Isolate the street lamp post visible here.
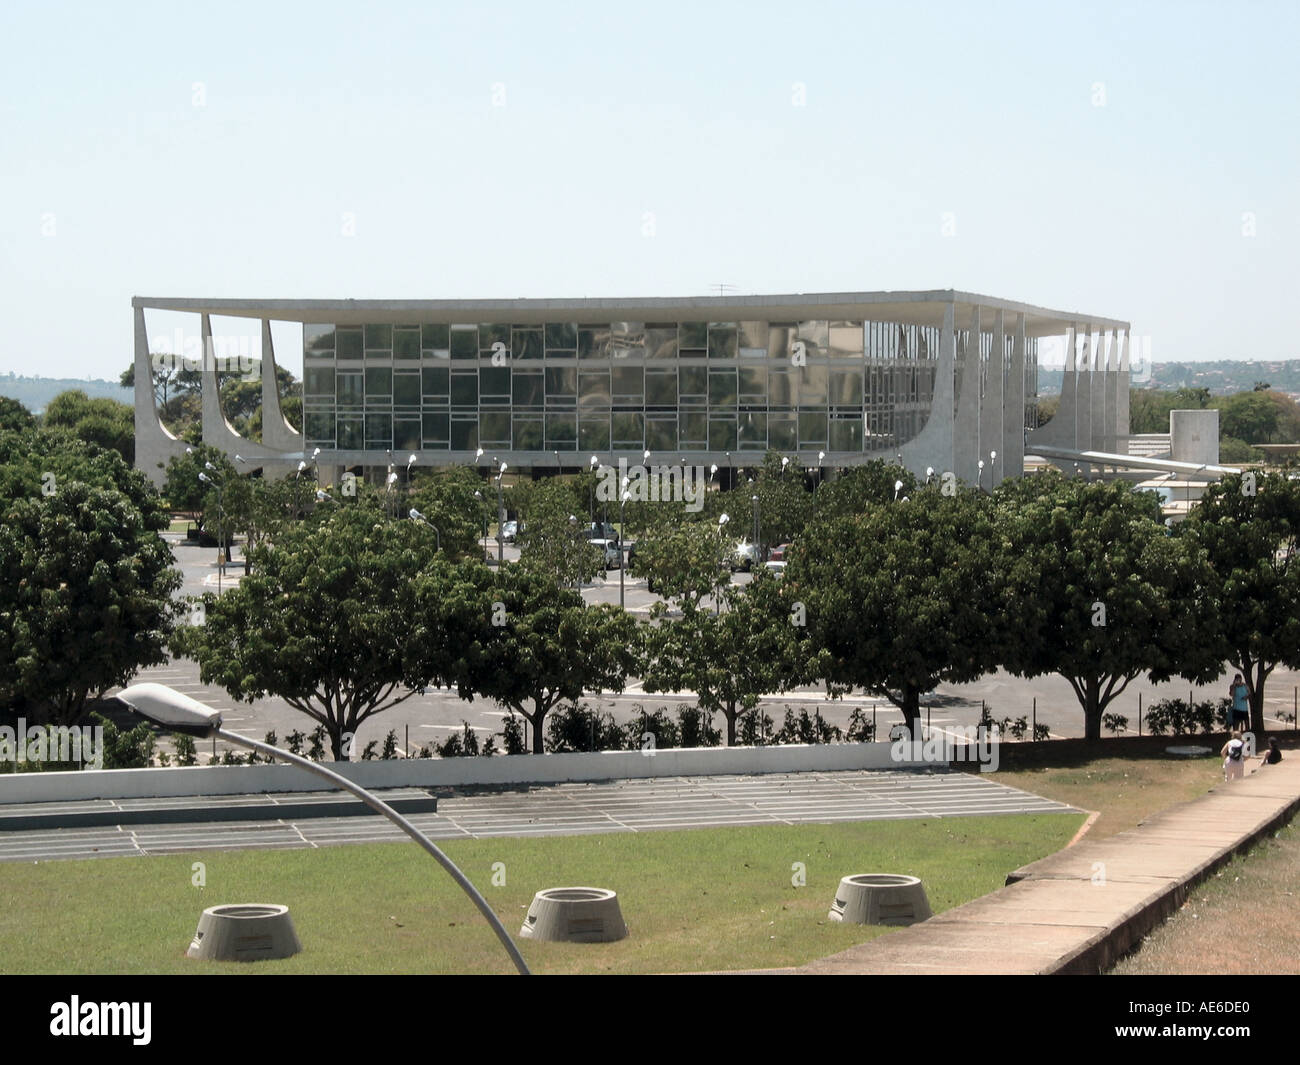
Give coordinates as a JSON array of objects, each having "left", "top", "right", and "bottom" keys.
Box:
[
  {"left": 496, "top": 462, "right": 507, "bottom": 564},
  {"left": 114, "top": 683, "right": 530, "bottom": 976},
  {"left": 198, "top": 469, "right": 224, "bottom": 595},
  {"left": 409, "top": 509, "right": 441, "bottom": 552},
  {"left": 716, "top": 512, "right": 730, "bottom": 615},
  {"left": 619, "top": 489, "right": 630, "bottom": 608},
  {"left": 751, "top": 494, "right": 760, "bottom": 566}
]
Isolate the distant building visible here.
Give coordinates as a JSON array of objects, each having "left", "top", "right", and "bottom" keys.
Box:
[{"left": 131, "top": 291, "right": 1133, "bottom": 488}]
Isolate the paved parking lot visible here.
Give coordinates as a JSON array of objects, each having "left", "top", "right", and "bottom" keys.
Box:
[{"left": 0, "top": 770, "right": 1078, "bottom": 863}]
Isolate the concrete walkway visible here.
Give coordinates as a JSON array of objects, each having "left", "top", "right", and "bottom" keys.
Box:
[{"left": 795, "top": 759, "right": 1300, "bottom": 975}]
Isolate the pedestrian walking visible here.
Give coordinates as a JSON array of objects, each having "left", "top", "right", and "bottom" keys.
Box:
[{"left": 1222, "top": 731, "right": 1247, "bottom": 782}]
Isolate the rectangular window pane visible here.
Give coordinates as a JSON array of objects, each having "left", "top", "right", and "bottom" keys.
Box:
[
  {"left": 579, "top": 325, "right": 611, "bottom": 360},
  {"left": 829, "top": 321, "right": 863, "bottom": 358},
  {"left": 579, "top": 412, "right": 610, "bottom": 451},
  {"left": 680, "top": 322, "right": 708, "bottom": 350},
  {"left": 709, "top": 369, "right": 737, "bottom": 407},
  {"left": 480, "top": 366, "right": 511, "bottom": 398},
  {"left": 798, "top": 411, "right": 827, "bottom": 446},
  {"left": 611, "top": 365, "right": 644, "bottom": 402},
  {"left": 646, "top": 417, "right": 676, "bottom": 452},
  {"left": 337, "top": 372, "right": 363, "bottom": 406},
  {"left": 546, "top": 412, "right": 577, "bottom": 449},
  {"left": 679, "top": 366, "right": 707, "bottom": 398},
  {"left": 422, "top": 411, "right": 449, "bottom": 446},
  {"left": 338, "top": 416, "right": 363, "bottom": 450},
  {"left": 365, "top": 367, "right": 392, "bottom": 397},
  {"left": 513, "top": 372, "right": 543, "bottom": 407},
  {"left": 513, "top": 416, "right": 543, "bottom": 450},
  {"left": 422, "top": 323, "right": 450, "bottom": 349},
  {"left": 680, "top": 411, "right": 708, "bottom": 446},
  {"left": 480, "top": 411, "right": 511, "bottom": 446},
  {"left": 365, "top": 413, "right": 393, "bottom": 449},
  {"left": 546, "top": 366, "right": 577, "bottom": 403},
  {"left": 708, "top": 325, "right": 737, "bottom": 359},
  {"left": 479, "top": 323, "right": 510, "bottom": 350},
  {"left": 738, "top": 412, "right": 767, "bottom": 450},
  {"left": 422, "top": 366, "right": 449, "bottom": 399},
  {"left": 829, "top": 417, "right": 863, "bottom": 452},
  {"left": 643, "top": 324, "right": 676, "bottom": 360},
  {"left": 450, "top": 373, "right": 478, "bottom": 406},
  {"left": 305, "top": 366, "right": 335, "bottom": 398},
  {"left": 579, "top": 369, "right": 611, "bottom": 408},
  {"left": 305, "top": 412, "right": 334, "bottom": 444},
  {"left": 337, "top": 329, "right": 363, "bottom": 359},
  {"left": 611, "top": 412, "right": 644, "bottom": 449},
  {"left": 830, "top": 368, "right": 864, "bottom": 406},
  {"left": 394, "top": 328, "right": 421, "bottom": 359},
  {"left": 645, "top": 370, "right": 677, "bottom": 406},
  {"left": 799, "top": 364, "right": 828, "bottom": 406},
  {"left": 769, "top": 413, "right": 797, "bottom": 451},
  {"left": 451, "top": 418, "right": 478, "bottom": 452},
  {"left": 364, "top": 324, "right": 392, "bottom": 350},
  {"left": 393, "top": 372, "right": 420, "bottom": 406},
  {"left": 738, "top": 366, "right": 766, "bottom": 403},
  {"left": 512, "top": 328, "right": 543, "bottom": 360},
  {"left": 394, "top": 417, "right": 421, "bottom": 453},
  {"left": 305, "top": 325, "right": 336, "bottom": 352},
  {"left": 708, "top": 416, "right": 737, "bottom": 451},
  {"left": 545, "top": 322, "right": 577, "bottom": 351},
  {"left": 450, "top": 326, "right": 478, "bottom": 359}
]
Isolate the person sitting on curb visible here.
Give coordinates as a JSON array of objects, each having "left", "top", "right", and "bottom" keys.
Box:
[
  {"left": 1221, "top": 731, "right": 1247, "bottom": 782},
  {"left": 1258, "top": 736, "right": 1283, "bottom": 770}
]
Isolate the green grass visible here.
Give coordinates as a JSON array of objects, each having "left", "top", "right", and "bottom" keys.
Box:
[{"left": 0, "top": 815, "right": 1080, "bottom": 974}]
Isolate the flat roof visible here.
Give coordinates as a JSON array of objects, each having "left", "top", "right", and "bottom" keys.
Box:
[{"left": 132, "top": 289, "right": 1129, "bottom": 337}]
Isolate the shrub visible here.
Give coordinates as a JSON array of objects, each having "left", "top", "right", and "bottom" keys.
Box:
[
  {"left": 174, "top": 734, "right": 198, "bottom": 767},
  {"left": 500, "top": 711, "right": 526, "bottom": 755},
  {"left": 624, "top": 704, "right": 680, "bottom": 751},
  {"left": 737, "top": 708, "right": 774, "bottom": 746},
  {"left": 91, "top": 712, "right": 156, "bottom": 770},
  {"left": 773, "top": 706, "right": 841, "bottom": 745},
  {"left": 1102, "top": 712, "right": 1129, "bottom": 736},
  {"left": 545, "top": 702, "right": 622, "bottom": 753},
  {"left": 677, "top": 705, "right": 722, "bottom": 748},
  {"left": 846, "top": 708, "right": 876, "bottom": 743}
]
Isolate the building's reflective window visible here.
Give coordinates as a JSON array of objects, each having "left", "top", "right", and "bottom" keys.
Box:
[
  {"left": 579, "top": 411, "right": 610, "bottom": 451},
  {"left": 767, "top": 324, "right": 796, "bottom": 362},
  {"left": 708, "top": 416, "right": 737, "bottom": 451},
  {"left": 611, "top": 365, "right": 644, "bottom": 403},
  {"left": 305, "top": 365, "right": 335, "bottom": 397},
  {"left": 707, "top": 324, "right": 737, "bottom": 360},
  {"left": 480, "top": 366, "right": 511, "bottom": 403},
  {"left": 680, "top": 322, "right": 708, "bottom": 351},
  {"left": 546, "top": 366, "right": 577, "bottom": 404},
  {"left": 304, "top": 325, "right": 336, "bottom": 351},
  {"left": 798, "top": 364, "right": 827, "bottom": 406},
  {"left": 680, "top": 411, "right": 708, "bottom": 446},
  {"left": 708, "top": 369, "right": 737, "bottom": 407},
  {"left": 337, "top": 329, "right": 363, "bottom": 359},
  {"left": 737, "top": 321, "right": 767, "bottom": 357},
  {"left": 738, "top": 412, "right": 767, "bottom": 450},
  {"left": 611, "top": 412, "right": 644, "bottom": 449},
  {"left": 768, "top": 413, "right": 797, "bottom": 451},
  {"left": 646, "top": 416, "right": 676, "bottom": 452},
  {"left": 545, "top": 322, "right": 578, "bottom": 353},
  {"left": 394, "top": 328, "right": 421, "bottom": 359},
  {"left": 365, "top": 412, "right": 393, "bottom": 450},
  {"left": 450, "top": 372, "right": 478, "bottom": 406},
  {"left": 338, "top": 416, "right": 363, "bottom": 450},
  {"left": 798, "top": 411, "right": 827, "bottom": 446},
  {"left": 364, "top": 325, "right": 392, "bottom": 350},
  {"left": 828, "top": 321, "right": 863, "bottom": 358},
  {"left": 365, "top": 367, "right": 392, "bottom": 399},
  {"left": 645, "top": 369, "right": 677, "bottom": 406},
  {"left": 422, "top": 323, "right": 450, "bottom": 350},
  {"left": 422, "top": 411, "right": 450, "bottom": 448},
  {"left": 337, "top": 371, "right": 363, "bottom": 406},
  {"left": 513, "top": 416, "right": 543, "bottom": 450},
  {"left": 479, "top": 323, "right": 510, "bottom": 353},
  {"left": 305, "top": 412, "right": 334, "bottom": 445},
  {"left": 768, "top": 370, "right": 793, "bottom": 406},
  {"left": 513, "top": 371, "right": 544, "bottom": 407},
  {"left": 393, "top": 372, "right": 420, "bottom": 407},
  {"left": 546, "top": 412, "right": 577, "bottom": 449},
  {"left": 512, "top": 327, "right": 543, "bottom": 360},
  {"left": 480, "top": 411, "right": 511, "bottom": 447},
  {"left": 451, "top": 417, "right": 478, "bottom": 452},
  {"left": 796, "top": 320, "right": 828, "bottom": 358},
  {"left": 579, "top": 369, "right": 611, "bottom": 408},
  {"left": 579, "top": 325, "right": 612, "bottom": 360},
  {"left": 450, "top": 325, "right": 478, "bottom": 360},
  {"left": 738, "top": 366, "right": 766, "bottom": 403},
  {"left": 829, "top": 417, "right": 862, "bottom": 452},
  {"left": 644, "top": 324, "right": 677, "bottom": 360},
  {"left": 679, "top": 366, "right": 707, "bottom": 400},
  {"left": 829, "top": 368, "right": 863, "bottom": 406},
  {"left": 394, "top": 417, "right": 421, "bottom": 452},
  {"left": 422, "top": 366, "right": 449, "bottom": 401}
]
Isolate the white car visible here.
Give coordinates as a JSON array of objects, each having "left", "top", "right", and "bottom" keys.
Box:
[{"left": 589, "top": 538, "right": 622, "bottom": 570}]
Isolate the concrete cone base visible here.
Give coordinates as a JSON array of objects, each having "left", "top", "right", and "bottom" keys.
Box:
[
  {"left": 829, "top": 874, "right": 932, "bottom": 926},
  {"left": 187, "top": 904, "right": 302, "bottom": 961},
  {"left": 520, "top": 887, "right": 628, "bottom": 943}
]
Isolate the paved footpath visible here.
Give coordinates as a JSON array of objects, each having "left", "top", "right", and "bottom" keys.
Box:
[{"left": 792, "top": 759, "right": 1300, "bottom": 975}]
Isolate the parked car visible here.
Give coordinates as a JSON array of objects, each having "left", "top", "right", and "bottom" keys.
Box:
[
  {"left": 583, "top": 521, "right": 620, "bottom": 542},
  {"left": 768, "top": 543, "right": 793, "bottom": 562},
  {"left": 589, "top": 538, "right": 622, "bottom": 570},
  {"left": 500, "top": 520, "right": 524, "bottom": 543},
  {"left": 763, "top": 560, "right": 787, "bottom": 579}
]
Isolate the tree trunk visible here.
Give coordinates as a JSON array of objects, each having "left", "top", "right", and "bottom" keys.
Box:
[
  {"left": 530, "top": 701, "right": 547, "bottom": 754},
  {"left": 900, "top": 686, "right": 920, "bottom": 739},
  {"left": 329, "top": 722, "right": 350, "bottom": 761},
  {"left": 1082, "top": 679, "right": 1102, "bottom": 741},
  {"left": 1251, "top": 660, "right": 1269, "bottom": 738}
]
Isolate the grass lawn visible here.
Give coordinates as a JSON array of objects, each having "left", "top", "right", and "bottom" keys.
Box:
[
  {"left": 0, "top": 815, "right": 1079, "bottom": 974},
  {"left": 1111, "top": 817, "right": 1300, "bottom": 975}
]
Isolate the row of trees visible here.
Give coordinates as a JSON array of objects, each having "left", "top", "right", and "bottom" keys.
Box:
[{"left": 171, "top": 461, "right": 1300, "bottom": 755}]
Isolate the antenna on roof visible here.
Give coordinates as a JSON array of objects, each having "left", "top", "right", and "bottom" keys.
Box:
[{"left": 712, "top": 283, "right": 737, "bottom": 297}]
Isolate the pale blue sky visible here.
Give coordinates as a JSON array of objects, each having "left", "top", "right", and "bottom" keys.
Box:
[{"left": 1, "top": 0, "right": 1296, "bottom": 380}]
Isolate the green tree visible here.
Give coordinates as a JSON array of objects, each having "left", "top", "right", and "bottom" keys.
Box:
[
  {"left": 789, "top": 486, "right": 999, "bottom": 737},
  {"left": 810, "top": 460, "right": 917, "bottom": 521},
  {"left": 993, "top": 472, "right": 1222, "bottom": 739},
  {"left": 172, "top": 502, "right": 460, "bottom": 759},
  {"left": 1213, "top": 391, "right": 1280, "bottom": 445},
  {"left": 407, "top": 464, "right": 490, "bottom": 562},
  {"left": 41, "top": 390, "right": 135, "bottom": 464},
  {"left": 456, "top": 563, "right": 640, "bottom": 753},
  {"left": 0, "top": 477, "right": 180, "bottom": 725},
  {"left": 642, "top": 573, "right": 802, "bottom": 745},
  {"left": 630, "top": 513, "right": 730, "bottom": 604},
  {"left": 1181, "top": 472, "right": 1300, "bottom": 735},
  {"left": 0, "top": 397, "right": 35, "bottom": 433},
  {"left": 516, "top": 480, "right": 603, "bottom": 589}
]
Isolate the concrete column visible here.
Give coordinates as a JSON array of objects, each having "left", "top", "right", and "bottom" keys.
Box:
[
  {"left": 260, "top": 319, "right": 302, "bottom": 451},
  {"left": 1003, "top": 312, "right": 1026, "bottom": 479},
  {"left": 899, "top": 302, "right": 956, "bottom": 481},
  {"left": 953, "top": 305, "right": 981, "bottom": 485},
  {"left": 131, "top": 304, "right": 188, "bottom": 486},
  {"left": 1075, "top": 325, "right": 1092, "bottom": 451},
  {"left": 1091, "top": 329, "right": 1107, "bottom": 452},
  {"left": 979, "top": 310, "right": 1005, "bottom": 487},
  {"left": 1115, "top": 328, "right": 1131, "bottom": 450}
]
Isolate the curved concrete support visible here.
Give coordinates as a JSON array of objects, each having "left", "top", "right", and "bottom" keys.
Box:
[
  {"left": 132, "top": 306, "right": 189, "bottom": 486},
  {"left": 953, "top": 306, "right": 981, "bottom": 485},
  {"left": 1114, "top": 329, "right": 1130, "bottom": 453},
  {"left": 899, "top": 302, "right": 955, "bottom": 480},
  {"left": 1003, "top": 313, "right": 1026, "bottom": 479},
  {"left": 979, "top": 310, "right": 1005, "bottom": 487},
  {"left": 1075, "top": 325, "right": 1093, "bottom": 451},
  {"left": 1092, "top": 330, "right": 1109, "bottom": 453},
  {"left": 198, "top": 314, "right": 299, "bottom": 474},
  {"left": 1026, "top": 323, "right": 1079, "bottom": 454},
  {"left": 259, "top": 319, "right": 301, "bottom": 451}
]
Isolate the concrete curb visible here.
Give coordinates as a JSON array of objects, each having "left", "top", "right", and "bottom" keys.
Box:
[{"left": 792, "top": 760, "right": 1300, "bottom": 975}]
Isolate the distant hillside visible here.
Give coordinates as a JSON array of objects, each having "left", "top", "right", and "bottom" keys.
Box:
[
  {"left": 1038, "top": 360, "right": 1300, "bottom": 396},
  {"left": 0, "top": 374, "right": 132, "bottom": 415}
]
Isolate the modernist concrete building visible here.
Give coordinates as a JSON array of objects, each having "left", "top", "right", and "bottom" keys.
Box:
[{"left": 131, "top": 290, "right": 1134, "bottom": 488}]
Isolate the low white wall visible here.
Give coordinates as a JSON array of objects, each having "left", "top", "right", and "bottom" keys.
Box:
[{"left": 0, "top": 742, "right": 926, "bottom": 804}]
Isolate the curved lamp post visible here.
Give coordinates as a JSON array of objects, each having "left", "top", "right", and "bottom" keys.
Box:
[
  {"left": 114, "top": 682, "right": 530, "bottom": 976},
  {"left": 409, "top": 508, "right": 441, "bottom": 552},
  {"left": 198, "top": 468, "right": 224, "bottom": 595}
]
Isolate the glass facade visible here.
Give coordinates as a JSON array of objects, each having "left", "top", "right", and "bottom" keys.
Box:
[{"left": 301, "top": 318, "right": 1038, "bottom": 456}]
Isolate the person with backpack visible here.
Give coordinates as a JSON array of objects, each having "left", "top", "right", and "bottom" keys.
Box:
[{"left": 1221, "top": 730, "right": 1246, "bottom": 782}]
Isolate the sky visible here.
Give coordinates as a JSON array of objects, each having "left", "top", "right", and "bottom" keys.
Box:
[{"left": 1, "top": 0, "right": 1297, "bottom": 381}]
